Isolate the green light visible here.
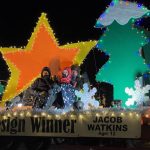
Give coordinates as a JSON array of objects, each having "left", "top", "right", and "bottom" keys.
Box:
[
  {"left": 106, "top": 9, "right": 109, "bottom": 13},
  {"left": 113, "top": 0, "right": 119, "bottom": 5},
  {"left": 141, "top": 42, "right": 145, "bottom": 46},
  {"left": 147, "top": 12, "right": 150, "bottom": 16},
  {"left": 131, "top": 19, "right": 135, "bottom": 23}
]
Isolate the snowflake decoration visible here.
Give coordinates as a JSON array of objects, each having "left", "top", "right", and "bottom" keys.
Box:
[
  {"left": 125, "top": 80, "right": 150, "bottom": 107},
  {"left": 75, "top": 83, "right": 99, "bottom": 110}
]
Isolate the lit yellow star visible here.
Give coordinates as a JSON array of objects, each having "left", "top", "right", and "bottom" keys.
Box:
[{"left": 0, "top": 13, "right": 97, "bottom": 106}]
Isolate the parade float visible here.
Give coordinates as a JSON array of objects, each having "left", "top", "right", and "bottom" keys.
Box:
[{"left": 0, "top": 0, "right": 149, "bottom": 139}]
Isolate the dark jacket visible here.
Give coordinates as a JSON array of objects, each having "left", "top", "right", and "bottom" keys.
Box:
[{"left": 31, "top": 67, "right": 54, "bottom": 94}]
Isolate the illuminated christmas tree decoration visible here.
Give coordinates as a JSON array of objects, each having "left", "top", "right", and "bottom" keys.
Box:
[
  {"left": 75, "top": 83, "right": 99, "bottom": 110},
  {"left": 95, "top": 0, "right": 150, "bottom": 27},
  {"left": 125, "top": 80, "right": 150, "bottom": 107},
  {"left": 95, "top": 1, "right": 149, "bottom": 107},
  {"left": 0, "top": 13, "right": 96, "bottom": 105}
]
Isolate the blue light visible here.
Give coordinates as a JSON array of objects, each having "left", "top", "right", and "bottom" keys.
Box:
[
  {"left": 137, "top": 3, "right": 142, "bottom": 8},
  {"left": 147, "top": 38, "right": 150, "bottom": 43},
  {"left": 95, "top": 21, "right": 103, "bottom": 28},
  {"left": 136, "top": 22, "right": 140, "bottom": 26},
  {"left": 101, "top": 13, "right": 106, "bottom": 19},
  {"left": 96, "top": 43, "right": 103, "bottom": 49},
  {"left": 103, "top": 63, "right": 109, "bottom": 68},
  {"left": 96, "top": 44, "right": 99, "bottom": 48},
  {"left": 104, "top": 51, "right": 109, "bottom": 56},
  {"left": 134, "top": 51, "right": 140, "bottom": 56},
  {"left": 143, "top": 73, "right": 149, "bottom": 78},
  {"left": 110, "top": 2, "right": 115, "bottom": 7},
  {"left": 147, "top": 64, "right": 150, "bottom": 68}
]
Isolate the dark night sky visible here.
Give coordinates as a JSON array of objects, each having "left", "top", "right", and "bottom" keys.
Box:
[{"left": 0, "top": 0, "right": 150, "bottom": 81}]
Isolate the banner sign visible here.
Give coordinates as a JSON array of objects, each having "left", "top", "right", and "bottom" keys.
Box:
[
  {"left": 0, "top": 112, "right": 141, "bottom": 138},
  {"left": 79, "top": 114, "right": 141, "bottom": 138}
]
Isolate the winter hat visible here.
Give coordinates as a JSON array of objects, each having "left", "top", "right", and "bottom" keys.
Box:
[
  {"left": 71, "top": 65, "right": 80, "bottom": 74},
  {"left": 41, "top": 66, "right": 51, "bottom": 78}
]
